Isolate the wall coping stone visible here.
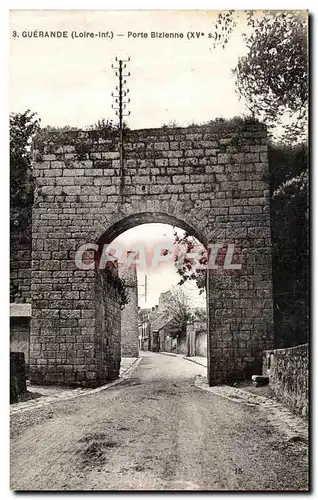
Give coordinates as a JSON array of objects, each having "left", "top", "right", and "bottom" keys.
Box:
[
  {"left": 264, "top": 343, "right": 308, "bottom": 355},
  {"left": 10, "top": 303, "right": 32, "bottom": 318}
]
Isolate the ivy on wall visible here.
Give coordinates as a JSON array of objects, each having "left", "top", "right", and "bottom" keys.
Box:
[{"left": 103, "top": 263, "right": 130, "bottom": 310}]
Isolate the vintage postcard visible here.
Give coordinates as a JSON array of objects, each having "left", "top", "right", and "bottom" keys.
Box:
[{"left": 9, "top": 9, "right": 309, "bottom": 491}]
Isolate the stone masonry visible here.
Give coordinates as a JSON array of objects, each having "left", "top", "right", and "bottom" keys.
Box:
[
  {"left": 119, "top": 262, "right": 139, "bottom": 358},
  {"left": 10, "top": 229, "right": 32, "bottom": 304},
  {"left": 263, "top": 344, "right": 308, "bottom": 417},
  {"left": 94, "top": 265, "right": 121, "bottom": 385},
  {"left": 31, "top": 262, "right": 122, "bottom": 386},
  {"left": 30, "top": 119, "right": 274, "bottom": 386}
]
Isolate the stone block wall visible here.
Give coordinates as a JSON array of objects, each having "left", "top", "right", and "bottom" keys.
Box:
[
  {"left": 95, "top": 266, "right": 121, "bottom": 384},
  {"left": 195, "top": 331, "right": 207, "bottom": 358},
  {"left": 119, "top": 263, "right": 139, "bottom": 357},
  {"left": 187, "top": 322, "right": 196, "bottom": 357},
  {"left": 31, "top": 119, "right": 274, "bottom": 386},
  {"left": 187, "top": 318, "right": 207, "bottom": 357},
  {"left": 158, "top": 327, "right": 168, "bottom": 352},
  {"left": 164, "top": 334, "right": 173, "bottom": 353},
  {"left": 150, "top": 331, "right": 160, "bottom": 352},
  {"left": 263, "top": 344, "right": 308, "bottom": 417},
  {"left": 10, "top": 230, "right": 32, "bottom": 304},
  {"left": 30, "top": 262, "right": 121, "bottom": 386},
  {"left": 177, "top": 334, "right": 188, "bottom": 356}
]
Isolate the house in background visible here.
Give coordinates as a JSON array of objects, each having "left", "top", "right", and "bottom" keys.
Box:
[
  {"left": 139, "top": 290, "right": 173, "bottom": 352},
  {"left": 138, "top": 308, "right": 151, "bottom": 351},
  {"left": 150, "top": 313, "right": 173, "bottom": 352},
  {"left": 138, "top": 292, "right": 208, "bottom": 357}
]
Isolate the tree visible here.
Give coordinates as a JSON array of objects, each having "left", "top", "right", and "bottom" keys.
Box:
[
  {"left": 211, "top": 11, "right": 307, "bottom": 142},
  {"left": 165, "top": 287, "right": 192, "bottom": 340},
  {"left": 10, "top": 110, "right": 40, "bottom": 301},
  {"left": 172, "top": 229, "right": 232, "bottom": 294},
  {"left": 271, "top": 164, "right": 308, "bottom": 348},
  {"left": 234, "top": 11, "right": 307, "bottom": 142},
  {"left": 268, "top": 141, "right": 308, "bottom": 191},
  {"left": 173, "top": 230, "right": 207, "bottom": 292},
  {"left": 10, "top": 110, "right": 40, "bottom": 232}
]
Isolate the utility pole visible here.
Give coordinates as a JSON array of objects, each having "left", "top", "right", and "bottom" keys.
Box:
[
  {"left": 111, "top": 57, "right": 130, "bottom": 202},
  {"left": 137, "top": 275, "right": 148, "bottom": 350},
  {"left": 138, "top": 275, "right": 148, "bottom": 303}
]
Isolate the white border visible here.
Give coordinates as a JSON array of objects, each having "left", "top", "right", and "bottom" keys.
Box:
[{"left": 2, "top": 2, "right": 315, "bottom": 499}]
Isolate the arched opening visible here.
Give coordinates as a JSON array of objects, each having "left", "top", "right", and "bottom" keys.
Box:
[
  {"left": 93, "top": 212, "right": 210, "bottom": 382},
  {"left": 96, "top": 212, "right": 208, "bottom": 247}
]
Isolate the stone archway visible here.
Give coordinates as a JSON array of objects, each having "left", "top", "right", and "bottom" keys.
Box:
[
  {"left": 30, "top": 121, "right": 274, "bottom": 386},
  {"left": 95, "top": 212, "right": 209, "bottom": 382}
]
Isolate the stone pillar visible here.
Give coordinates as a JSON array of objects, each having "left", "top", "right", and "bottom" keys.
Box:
[
  {"left": 95, "top": 267, "right": 121, "bottom": 383},
  {"left": 207, "top": 238, "right": 274, "bottom": 385},
  {"left": 29, "top": 258, "right": 121, "bottom": 387}
]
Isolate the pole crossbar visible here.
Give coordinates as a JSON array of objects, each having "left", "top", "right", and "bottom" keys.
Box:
[{"left": 111, "top": 57, "right": 131, "bottom": 204}]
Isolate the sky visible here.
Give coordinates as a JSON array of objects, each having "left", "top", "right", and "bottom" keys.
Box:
[
  {"left": 112, "top": 223, "right": 206, "bottom": 309},
  {"left": 8, "top": 10, "right": 258, "bottom": 309},
  {"left": 10, "top": 10, "right": 252, "bottom": 129}
]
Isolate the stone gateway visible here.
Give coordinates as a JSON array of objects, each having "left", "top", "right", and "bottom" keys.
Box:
[{"left": 30, "top": 119, "right": 274, "bottom": 386}]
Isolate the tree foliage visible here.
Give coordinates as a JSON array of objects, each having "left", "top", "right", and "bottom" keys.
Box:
[
  {"left": 86, "top": 117, "right": 129, "bottom": 132},
  {"left": 211, "top": 10, "right": 237, "bottom": 49},
  {"left": 234, "top": 12, "right": 307, "bottom": 142},
  {"left": 270, "top": 148, "right": 308, "bottom": 347},
  {"left": 173, "top": 230, "right": 206, "bottom": 292},
  {"left": 268, "top": 141, "right": 308, "bottom": 191},
  {"left": 165, "top": 286, "right": 192, "bottom": 339},
  {"left": 212, "top": 10, "right": 308, "bottom": 142},
  {"left": 10, "top": 110, "right": 40, "bottom": 232},
  {"left": 104, "top": 263, "right": 130, "bottom": 310}
]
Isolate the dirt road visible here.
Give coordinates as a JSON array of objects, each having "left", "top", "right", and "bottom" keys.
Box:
[{"left": 10, "top": 351, "right": 308, "bottom": 491}]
